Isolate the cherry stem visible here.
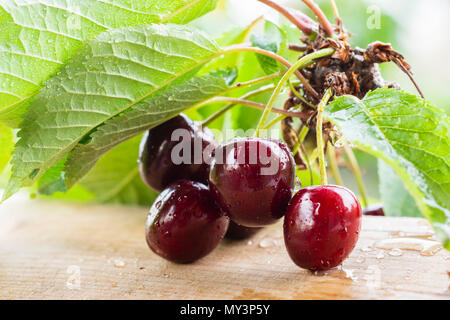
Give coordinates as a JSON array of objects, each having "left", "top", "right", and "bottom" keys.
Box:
[
  {"left": 257, "top": 0, "right": 315, "bottom": 35},
  {"left": 255, "top": 47, "right": 335, "bottom": 137},
  {"left": 292, "top": 126, "right": 309, "bottom": 156},
  {"left": 300, "top": 0, "right": 334, "bottom": 36},
  {"left": 343, "top": 143, "right": 368, "bottom": 207},
  {"left": 224, "top": 44, "right": 319, "bottom": 98},
  {"left": 316, "top": 88, "right": 332, "bottom": 186},
  {"left": 202, "top": 75, "right": 302, "bottom": 127},
  {"left": 329, "top": 0, "right": 342, "bottom": 26},
  {"left": 327, "top": 142, "right": 343, "bottom": 185},
  {"left": 288, "top": 43, "right": 308, "bottom": 52},
  {"left": 393, "top": 57, "right": 425, "bottom": 99},
  {"left": 201, "top": 84, "right": 275, "bottom": 127},
  {"left": 198, "top": 97, "right": 313, "bottom": 119},
  {"left": 220, "top": 71, "right": 284, "bottom": 97},
  {"left": 300, "top": 143, "right": 315, "bottom": 185},
  {"left": 289, "top": 80, "right": 315, "bottom": 107}
]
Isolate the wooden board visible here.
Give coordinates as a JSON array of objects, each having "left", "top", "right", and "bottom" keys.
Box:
[{"left": 0, "top": 195, "right": 448, "bottom": 300}]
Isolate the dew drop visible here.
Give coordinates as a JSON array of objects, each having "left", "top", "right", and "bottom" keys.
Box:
[
  {"left": 259, "top": 238, "right": 275, "bottom": 248},
  {"left": 112, "top": 259, "right": 125, "bottom": 268},
  {"left": 387, "top": 248, "right": 403, "bottom": 256},
  {"left": 374, "top": 237, "right": 442, "bottom": 256},
  {"left": 360, "top": 245, "right": 374, "bottom": 252},
  {"left": 376, "top": 251, "right": 385, "bottom": 260}
]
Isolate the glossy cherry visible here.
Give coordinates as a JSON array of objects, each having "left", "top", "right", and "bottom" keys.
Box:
[
  {"left": 363, "top": 203, "right": 385, "bottom": 216},
  {"left": 209, "top": 138, "right": 296, "bottom": 227},
  {"left": 139, "top": 113, "right": 217, "bottom": 192},
  {"left": 145, "top": 180, "right": 229, "bottom": 264},
  {"left": 225, "top": 220, "right": 262, "bottom": 240},
  {"left": 283, "top": 185, "right": 362, "bottom": 271}
]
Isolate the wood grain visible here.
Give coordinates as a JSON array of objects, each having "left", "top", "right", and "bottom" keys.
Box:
[{"left": 0, "top": 195, "right": 448, "bottom": 300}]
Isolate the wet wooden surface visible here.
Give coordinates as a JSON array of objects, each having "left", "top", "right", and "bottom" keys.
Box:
[{"left": 0, "top": 195, "right": 448, "bottom": 300}]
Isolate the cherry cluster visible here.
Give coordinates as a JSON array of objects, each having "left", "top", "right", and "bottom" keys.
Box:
[{"left": 140, "top": 114, "right": 362, "bottom": 270}]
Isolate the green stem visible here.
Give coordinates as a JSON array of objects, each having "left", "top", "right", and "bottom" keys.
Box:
[
  {"left": 292, "top": 126, "right": 309, "bottom": 156},
  {"left": 254, "top": 48, "right": 334, "bottom": 137},
  {"left": 263, "top": 103, "right": 303, "bottom": 130},
  {"left": 343, "top": 143, "right": 369, "bottom": 207},
  {"left": 316, "top": 88, "right": 332, "bottom": 186},
  {"left": 201, "top": 84, "right": 275, "bottom": 127},
  {"left": 223, "top": 44, "right": 319, "bottom": 98},
  {"left": 233, "top": 72, "right": 284, "bottom": 90},
  {"left": 327, "top": 142, "right": 343, "bottom": 186},
  {"left": 299, "top": 143, "right": 314, "bottom": 185},
  {"left": 310, "top": 148, "right": 319, "bottom": 164},
  {"left": 288, "top": 80, "right": 315, "bottom": 107}
]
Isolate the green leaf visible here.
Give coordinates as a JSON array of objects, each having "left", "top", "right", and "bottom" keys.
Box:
[
  {"left": 161, "top": 0, "right": 219, "bottom": 24},
  {"left": 4, "top": 23, "right": 221, "bottom": 201},
  {"left": 325, "top": 88, "right": 450, "bottom": 249},
  {"left": 64, "top": 74, "right": 230, "bottom": 188},
  {"left": 0, "top": 124, "right": 14, "bottom": 173},
  {"left": 37, "top": 158, "right": 68, "bottom": 196},
  {"left": 201, "top": 17, "right": 261, "bottom": 75},
  {"left": 77, "top": 135, "right": 157, "bottom": 206},
  {"left": 378, "top": 159, "right": 422, "bottom": 217},
  {"left": 209, "top": 67, "right": 238, "bottom": 86},
  {"left": 251, "top": 20, "right": 287, "bottom": 75},
  {"left": 0, "top": 0, "right": 218, "bottom": 126}
]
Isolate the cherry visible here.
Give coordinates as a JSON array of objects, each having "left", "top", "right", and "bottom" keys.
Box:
[
  {"left": 209, "top": 137, "right": 296, "bottom": 227},
  {"left": 145, "top": 180, "right": 229, "bottom": 263},
  {"left": 363, "top": 203, "right": 385, "bottom": 216},
  {"left": 283, "top": 185, "right": 362, "bottom": 271},
  {"left": 139, "top": 113, "right": 217, "bottom": 192},
  {"left": 225, "top": 220, "right": 262, "bottom": 240}
]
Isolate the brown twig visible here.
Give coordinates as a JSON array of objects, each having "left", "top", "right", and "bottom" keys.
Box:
[
  {"left": 205, "top": 97, "right": 314, "bottom": 119},
  {"left": 258, "top": 0, "right": 316, "bottom": 35},
  {"left": 393, "top": 57, "right": 425, "bottom": 99},
  {"left": 300, "top": 0, "right": 334, "bottom": 36},
  {"left": 288, "top": 43, "right": 309, "bottom": 52},
  {"left": 329, "top": 0, "right": 342, "bottom": 27}
]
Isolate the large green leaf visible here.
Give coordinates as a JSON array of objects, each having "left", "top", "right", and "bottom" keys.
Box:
[
  {"left": 0, "top": 0, "right": 218, "bottom": 126},
  {"left": 378, "top": 159, "right": 422, "bottom": 218},
  {"left": 325, "top": 88, "right": 450, "bottom": 249},
  {"left": 0, "top": 124, "right": 14, "bottom": 173},
  {"left": 77, "top": 135, "right": 158, "bottom": 206},
  {"left": 64, "top": 74, "right": 230, "bottom": 188},
  {"left": 3, "top": 23, "right": 221, "bottom": 201}
]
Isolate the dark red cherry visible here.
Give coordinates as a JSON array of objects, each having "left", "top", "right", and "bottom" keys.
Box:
[
  {"left": 363, "top": 203, "right": 385, "bottom": 216},
  {"left": 209, "top": 138, "right": 296, "bottom": 227},
  {"left": 225, "top": 220, "right": 262, "bottom": 240},
  {"left": 145, "top": 180, "right": 229, "bottom": 263},
  {"left": 139, "top": 113, "right": 217, "bottom": 192},
  {"left": 284, "top": 185, "right": 362, "bottom": 271}
]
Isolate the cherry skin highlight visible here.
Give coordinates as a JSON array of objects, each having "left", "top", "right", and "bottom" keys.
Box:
[
  {"left": 145, "top": 180, "right": 229, "bottom": 264},
  {"left": 139, "top": 113, "right": 217, "bottom": 192},
  {"left": 283, "top": 185, "right": 362, "bottom": 271},
  {"left": 225, "top": 220, "right": 262, "bottom": 240},
  {"left": 209, "top": 138, "right": 296, "bottom": 227},
  {"left": 363, "top": 203, "right": 385, "bottom": 216}
]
